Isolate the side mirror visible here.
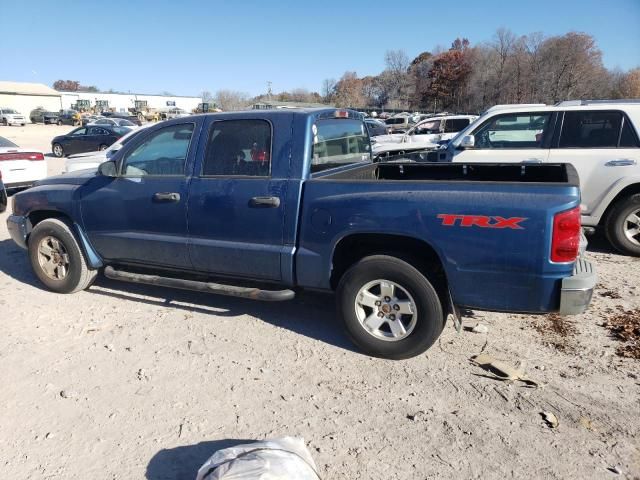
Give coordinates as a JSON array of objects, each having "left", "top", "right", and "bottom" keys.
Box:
[
  {"left": 459, "top": 134, "right": 475, "bottom": 149},
  {"left": 98, "top": 160, "right": 117, "bottom": 177}
]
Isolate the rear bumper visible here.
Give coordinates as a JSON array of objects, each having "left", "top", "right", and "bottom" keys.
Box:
[
  {"left": 559, "top": 257, "right": 596, "bottom": 315},
  {"left": 7, "top": 214, "right": 29, "bottom": 249}
]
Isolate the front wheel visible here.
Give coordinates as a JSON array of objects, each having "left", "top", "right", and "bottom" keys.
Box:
[
  {"left": 605, "top": 194, "right": 640, "bottom": 256},
  {"left": 337, "top": 255, "right": 445, "bottom": 359},
  {"left": 52, "top": 143, "right": 64, "bottom": 157},
  {"left": 28, "top": 218, "right": 97, "bottom": 293}
]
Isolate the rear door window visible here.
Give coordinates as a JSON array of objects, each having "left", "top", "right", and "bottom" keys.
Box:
[
  {"left": 202, "top": 119, "right": 272, "bottom": 177},
  {"left": 311, "top": 119, "right": 371, "bottom": 173},
  {"left": 559, "top": 111, "right": 623, "bottom": 148},
  {"left": 444, "top": 118, "right": 471, "bottom": 133}
]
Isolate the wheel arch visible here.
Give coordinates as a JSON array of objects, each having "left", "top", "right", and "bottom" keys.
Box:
[
  {"left": 330, "top": 233, "right": 449, "bottom": 309},
  {"left": 27, "top": 210, "right": 103, "bottom": 268},
  {"left": 599, "top": 182, "right": 640, "bottom": 226}
]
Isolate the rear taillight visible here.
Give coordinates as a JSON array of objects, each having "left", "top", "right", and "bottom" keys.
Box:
[
  {"left": 551, "top": 207, "right": 581, "bottom": 263},
  {"left": 0, "top": 152, "right": 45, "bottom": 161}
]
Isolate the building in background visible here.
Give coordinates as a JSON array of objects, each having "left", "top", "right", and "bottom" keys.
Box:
[
  {"left": 0, "top": 81, "right": 201, "bottom": 120},
  {"left": 59, "top": 91, "right": 200, "bottom": 113},
  {"left": 0, "top": 81, "right": 62, "bottom": 115}
]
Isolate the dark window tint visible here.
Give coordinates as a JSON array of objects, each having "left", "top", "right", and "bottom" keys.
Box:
[
  {"left": 71, "top": 128, "right": 87, "bottom": 136},
  {"left": 88, "top": 127, "right": 108, "bottom": 135},
  {"left": 444, "top": 118, "right": 470, "bottom": 133},
  {"left": 0, "top": 136, "right": 18, "bottom": 148},
  {"left": 473, "top": 113, "right": 551, "bottom": 149},
  {"left": 202, "top": 120, "right": 271, "bottom": 177},
  {"left": 620, "top": 118, "right": 640, "bottom": 148},
  {"left": 311, "top": 119, "right": 371, "bottom": 173},
  {"left": 122, "top": 123, "right": 194, "bottom": 176},
  {"left": 560, "top": 111, "right": 622, "bottom": 148}
]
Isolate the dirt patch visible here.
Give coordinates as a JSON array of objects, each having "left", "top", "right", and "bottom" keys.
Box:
[
  {"left": 602, "top": 307, "right": 640, "bottom": 359},
  {"left": 599, "top": 289, "right": 622, "bottom": 299},
  {"left": 532, "top": 313, "right": 577, "bottom": 352}
]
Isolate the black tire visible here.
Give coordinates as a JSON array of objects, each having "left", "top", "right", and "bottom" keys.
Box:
[
  {"left": 52, "top": 143, "right": 64, "bottom": 157},
  {"left": 98, "top": 144, "right": 108, "bottom": 151},
  {"left": 21, "top": 123, "right": 25, "bottom": 126},
  {"left": 57, "top": 120, "right": 62, "bottom": 126},
  {"left": 605, "top": 193, "right": 640, "bottom": 256},
  {"left": 2, "top": 118, "right": 7, "bottom": 126},
  {"left": 337, "top": 255, "right": 445, "bottom": 360},
  {"left": 28, "top": 218, "right": 98, "bottom": 294}
]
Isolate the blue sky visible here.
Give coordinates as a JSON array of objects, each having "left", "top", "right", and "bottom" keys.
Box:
[{"left": 1, "top": 0, "right": 639, "bottom": 97}]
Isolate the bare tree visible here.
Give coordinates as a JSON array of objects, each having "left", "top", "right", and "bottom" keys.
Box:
[
  {"left": 200, "top": 90, "right": 213, "bottom": 103},
  {"left": 383, "top": 49, "right": 412, "bottom": 108},
  {"left": 321, "top": 78, "right": 336, "bottom": 101},
  {"left": 215, "top": 90, "right": 250, "bottom": 111}
]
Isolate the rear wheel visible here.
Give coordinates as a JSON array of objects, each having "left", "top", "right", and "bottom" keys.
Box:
[
  {"left": 57, "top": 120, "right": 62, "bottom": 126},
  {"left": 28, "top": 218, "right": 98, "bottom": 293},
  {"left": 606, "top": 194, "right": 640, "bottom": 256},
  {"left": 337, "top": 255, "right": 445, "bottom": 359},
  {"left": 52, "top": 143, "right": 64, "bottom": 157},
  {"left": 2, "top": 118, "right": 7, "bottom": 126},
  {"left": 98, "top": 144, "right": 108, "bottom": 151}
]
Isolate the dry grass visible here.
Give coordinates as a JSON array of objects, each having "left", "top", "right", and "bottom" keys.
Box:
[
  {"left": 602, "top": 307, "right": 640, "bottom": 360},
  {"left": 533, "top": 313, "right": 577, "bottom": 351}
]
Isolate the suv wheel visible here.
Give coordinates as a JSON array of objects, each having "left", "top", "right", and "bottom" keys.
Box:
[
  {"left": 606, "top": 194, "right": 640, "bottom": 256},
  {"left": 337, "top": 255, "right": 445, "bottom": 359},
  {"left": 28, "top": 218, "right": 98, "bottom": 293}
]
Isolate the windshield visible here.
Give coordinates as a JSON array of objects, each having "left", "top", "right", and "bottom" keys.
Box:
[
  {"left": 112, "top": 127, "right": 132, "bottom": 136},
  {"left": 0, "top": 136, "right": 18, "bottom": 148},
  {"left": 311, "top": 119, "right": 371, "bottom": 173},
  {"left": 118, "top": 119, "right": 136, "bottom": 126},
  {"left": 3, "top": 109, "right": 18, "bottom": 114}
]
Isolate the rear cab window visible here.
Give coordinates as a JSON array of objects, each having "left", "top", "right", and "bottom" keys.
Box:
[{"left": 311, "top": 117, "right": 371, "bottom": 173}]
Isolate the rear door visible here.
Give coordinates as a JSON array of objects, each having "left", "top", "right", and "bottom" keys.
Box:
[
  {"left": 453, "top": 112, "right": 553, "bottom": 163},
  {"left": 187, "top": 116, "right": 288, "bottom": 281},
  {"left": 80, "top": 121, "right": 199, "bottom": 268},
  {"left": 547, "top": 110, "right": 640, "bottom": 216}
]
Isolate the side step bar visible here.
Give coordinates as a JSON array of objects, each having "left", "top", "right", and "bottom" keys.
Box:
[{"left": 104, "top": 266, "right": 295, "bottom": 302}]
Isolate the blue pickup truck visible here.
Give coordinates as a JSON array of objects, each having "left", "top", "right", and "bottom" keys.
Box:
[{"left": 7, "top": 109, "right": 596, "bottom": 359}]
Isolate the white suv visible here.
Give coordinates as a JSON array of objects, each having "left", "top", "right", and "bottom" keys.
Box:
[
  {"left": 0, "top": 108, "right": 27, "bottom": 126},
  {"left": 435, "top": 101, "right": 640, "bottom": 256}
]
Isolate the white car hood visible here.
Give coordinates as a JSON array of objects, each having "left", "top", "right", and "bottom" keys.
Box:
[{"left": 372, "top": 138, "right": 440, "bottom": 154}]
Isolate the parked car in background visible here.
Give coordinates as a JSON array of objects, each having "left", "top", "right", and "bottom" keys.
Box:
[
  {"left": 89, "top": 117, "right": 139, "bottom": 128},
  {"left": 160, "top": 107, "right": 190, "bottom": 120},
  {"left": 373, "top": 115, "right": 478, "bottom": 158},
  {"left": 81, "top": 115, "right": 102, "bottom": 126},
  {"left": 432, "top": 100, "right": 640, "bottom": 256},
  {"left": 384, "top": 115, "right": 414, "bottom": 134},
  {"left": 57, "top": 109, "right": 80, "bottom": 126},
  {"left": 0, "top": 171, "right": 7, "bottom": 212},
  {"left": 365, "top": 118, "right": 388, "bottom": 137},
  {"left": 64, "top": 124, "right": 151, "bottom": 173},
  {"left": 30, "top": 108, "right": 60, "bottom": 124},
  {"left": 0, "top": 108, "right": 27, "bottom": 126},
  {"left": 8, "top": 109, "right": 595, "bottom": 359},
  {"left": 0, "top": 136, "right": 47, "bottom": 189},
  {"left": 101, "top": 111, "right": 142, "bottom": 126},
  {"left": 51, "top": 125, "right": 131, "bottom": 157}
]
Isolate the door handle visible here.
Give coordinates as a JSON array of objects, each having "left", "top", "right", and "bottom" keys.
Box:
[
  {"left": 522, "top": 158, "right": 542, "bottom": 163},
  {"left": 249, "top": 196, "right": 280, "bottom": 208},
  {"left": 153, "top": 192, "right": 181, "bottom": 202},
  {"left": 605, "top": 159, "right": 636, "bottom": 167}
]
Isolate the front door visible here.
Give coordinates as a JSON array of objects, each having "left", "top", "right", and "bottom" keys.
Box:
[
  {"left": 453, "top": 112, "right": 553, "bottom": 163},
  {"left": 80, "top": 122, "right": 198, "bottom": 269},
  {"left": 187, "top": 117, "right": 287, "bottom": 281},
  {"left": 547, "top": 110, "right": 640, "bottom": 216}
]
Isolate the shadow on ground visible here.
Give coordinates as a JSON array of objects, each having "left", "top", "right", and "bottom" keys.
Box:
[
  {"left": 0, "top": 237, "right": 357, "bottom": 354},
  {"left": 146, "top": 439, "right": 251, "bottom": 480},
  {"left": 585, "top": 230, "right": 618, "bottom": 255}
]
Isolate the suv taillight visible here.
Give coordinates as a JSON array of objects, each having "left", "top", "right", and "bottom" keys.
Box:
[{"left": 551, "top": 207, "right": 581, "bottom": 263}]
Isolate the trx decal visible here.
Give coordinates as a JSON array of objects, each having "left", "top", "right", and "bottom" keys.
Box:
[{"left": 437, "top": 214, "right": 527, "bottom": 229}]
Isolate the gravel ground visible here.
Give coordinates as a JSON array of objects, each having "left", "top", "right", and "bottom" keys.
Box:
[{"left": 0, "top": 124, "right": 639, "bottom": 479}]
